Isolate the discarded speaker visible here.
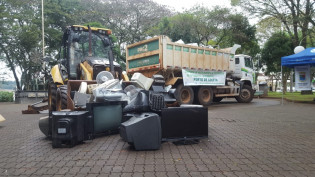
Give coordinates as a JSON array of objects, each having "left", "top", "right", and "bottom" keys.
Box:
[
  {"left": 120, "top": 113, "right": 161, "bottom": 150},
  {"left": 149, "top": 92, "right": 166, "bottom": 112},
  {"left": 51, "top": 111, "right": 93, "bottom": 148},
  {"left": 161, "top": 105, "right": 208, "bottom": 141}
]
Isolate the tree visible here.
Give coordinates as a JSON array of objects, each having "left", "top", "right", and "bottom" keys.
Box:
[
  {"left": 150, "top": 6, "right": 259, "bottom": 56},
  {"left": 98, "top": 0, "right": 171, "bottom": 50},
  {"left": 232, "top": 0, "right": 315, "bottom": 47},
  {"left": 218, "top": 14, "right": 260, "bottom": 56},
  {"left": 0, "top": 0, "right": 83, "bottom": 90},
  {"left": 261, "top": 32, "right": 293, "bottom": 92}
]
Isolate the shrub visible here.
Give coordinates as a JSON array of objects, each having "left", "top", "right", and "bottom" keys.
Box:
[{"left": 0, "top": 91, "right": 14, "bottom": 102}]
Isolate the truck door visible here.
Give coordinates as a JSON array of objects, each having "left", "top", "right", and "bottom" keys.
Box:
[
  {"left": 234, "top": 57, "right": 241, "bottom": 78},
  {"left": 243, "top": 56, "right": 254, "bottom": 83}
]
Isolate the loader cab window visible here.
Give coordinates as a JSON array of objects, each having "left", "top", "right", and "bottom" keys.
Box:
[
  {"left": 67, "top": 31, "right": 111, "bottom": 79},
  {"left": 245, "top": 57, "right": 253, "bottom": 69},
  {"left": 70, "top": 31, "right": 110, "bottom": 60}
]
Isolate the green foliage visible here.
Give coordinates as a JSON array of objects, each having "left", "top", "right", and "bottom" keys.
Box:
[
  {"left": 83, "top": 22, "right": 105, "bottom": 28},
  {"left": 167, "top": 13, "right": 198, "bottom": 43},
  {"left": 150, "top": 6, "right": 259, "bottom": 56},
  {"left": 219, "top": 14, "right": 260, "bottom": 56},
  {"left": 0, "top": 91, "right": 14, "bottom": 102},
  {"left": 267, "top": 92, "right": 315, "bottom": 102},
  {"left": 261, "top": 32, "right": 293, "bottom": 92},
  {"left": 1, "top": 0, "right": 265, "bottom": 90},
  {"left": 233, "top": 0, "right": 314, "bottom": 47},
  {"left": 261, "top": 32, "right": 293, "bottom": 74},
  {"left": 230, "top": 0, "right": 240, "bottom": 6}
]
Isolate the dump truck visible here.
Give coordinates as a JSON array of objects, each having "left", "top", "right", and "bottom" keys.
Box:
[
  {"left": 49, "top": 25, "right": 123, "bottom": 112},
  {"left": 126, "top": 36, "right": 255, "bottom": 106}
]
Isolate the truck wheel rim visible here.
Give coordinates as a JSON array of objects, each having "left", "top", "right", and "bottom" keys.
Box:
[
  {"left": 181, "top": 89, "right": 190, "bottom": 103},
  {"left": 241, "top": 89, "right": 250, "bottom": 99},
  {"left": 201, "top": 89, "right": 210, "bottom": 102}
]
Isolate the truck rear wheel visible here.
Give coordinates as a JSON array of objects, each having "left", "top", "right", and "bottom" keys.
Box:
[
  {"left": 197, "top": 86, "right": 213, "bottom": 106},
  {"left": 175, "top": 84, "right": 194, "bottom": 105},
  {"left": 235, "top": 85, "right": 254, "bottom": 103},
  {"left": 56, "top": 85, "right": 68, "bottom": 111}
]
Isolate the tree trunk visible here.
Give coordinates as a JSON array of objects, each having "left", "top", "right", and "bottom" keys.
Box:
[{"left": 282, "top": 72, "right": 290, "bottom": 94}]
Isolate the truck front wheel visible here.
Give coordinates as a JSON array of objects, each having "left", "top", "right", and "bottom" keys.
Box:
[
  {"left": 198, "top": 86, "right": 213, "bottom": 106},
  {"left": 175, "top": 84, "right": 194, "bottom": 105},
  {"left": 235, "top": 85, "right": 254, "bottom": 103}
]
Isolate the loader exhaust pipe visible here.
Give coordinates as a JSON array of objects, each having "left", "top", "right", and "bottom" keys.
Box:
[{"left": 88, "top": 25, "right": 92, "bottom": 57}]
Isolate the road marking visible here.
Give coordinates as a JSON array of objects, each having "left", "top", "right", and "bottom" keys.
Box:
[{"left": 0, "top": 114, "right": 5, "bottom": 122}]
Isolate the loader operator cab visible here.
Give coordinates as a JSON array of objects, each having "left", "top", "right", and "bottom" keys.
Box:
[
  {"left": 48, "top": 25, "right": 122, "bottom": 113},
  {"left": 60, "top": 25, "right": 121, "bottom": 81}
]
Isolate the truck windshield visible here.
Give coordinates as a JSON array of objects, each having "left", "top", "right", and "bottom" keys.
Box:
[
  {"left": 70, "top": 31, "right": 110, "bottom": 61},
  {"left": 244, "top": 57, "right": 253, "bottom": 69}
]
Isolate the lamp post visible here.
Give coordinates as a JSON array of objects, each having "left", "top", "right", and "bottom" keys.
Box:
[
  {"left": 42, "top": 0, "right": 44, "bottom": 58},
  {"left": 41, "top": 0, "right": 46, "bottom": 87}
]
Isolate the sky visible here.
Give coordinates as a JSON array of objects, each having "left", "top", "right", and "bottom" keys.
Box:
[
  {"left": 153, "top": 0, "right": 232, "bottom": 12},
  {"left": 0, "top": 61, "right": 20, "bottom": 81}
]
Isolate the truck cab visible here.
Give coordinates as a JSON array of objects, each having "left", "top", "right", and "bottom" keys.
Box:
[{"left": 233, "top": 54, "right": 254, "bottom": 86}]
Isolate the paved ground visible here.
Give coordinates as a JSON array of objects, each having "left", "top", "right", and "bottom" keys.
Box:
[{"left": 0, "top": 98, "right": 315, "bottom": 177}]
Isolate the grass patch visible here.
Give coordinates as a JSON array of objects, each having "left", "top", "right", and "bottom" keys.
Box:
[
  {"left": 0, "top": 91, "right": 14, "bottom": 102},
  {"left": 267, "top": 91, "right": 315, "bottom": 102}
]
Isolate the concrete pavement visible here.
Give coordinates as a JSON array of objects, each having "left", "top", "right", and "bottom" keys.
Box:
[{"left": 0, "top": 99, "right": 314, "bottom": 176}]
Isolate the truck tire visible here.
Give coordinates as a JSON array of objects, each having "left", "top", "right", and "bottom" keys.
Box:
[
  {"left": 213, "top": 96, "right": 223, "bottom": 103},
  {"left": 175, "top": 84, "right": 194, "bottom": 105},
  {"left": 48, "top": 83, "right": 57, "bottom": 112},
  {"left": 56, "top": 85, "right": 68, "bottom": 111},
  {"left": 197, "top": 86, "right": 213, "bottom": 106},
  {"left": 235, "top": 85, "right": 254, "bottom": 103}
]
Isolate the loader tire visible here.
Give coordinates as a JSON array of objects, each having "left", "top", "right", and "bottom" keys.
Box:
[
  {"left": 56, "top": 85, "right": 68, "bottom": 111},
  {"left": 197, "top": 86, "right": 213, "bottom": 106},
  {"left": 235, "top": 85, "right": 254, "bottom": 103},
  {"left": 48, "top": 83, "right": 57, "bottom": 112},
  {"left": 175, "top": 84, "right": 194, "bottom": 105}
]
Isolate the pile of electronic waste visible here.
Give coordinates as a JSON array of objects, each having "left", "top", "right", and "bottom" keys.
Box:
[{"left": 39, "top": 71, "right": 208, "bottom": 150}]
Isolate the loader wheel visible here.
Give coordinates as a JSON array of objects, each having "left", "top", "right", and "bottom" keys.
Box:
[
  {"left": 56, "top": 85, "right": 68, "bottom": 111},
  {"left": 48, "top": 83, "right": 57, "bottom": 112},
  {"left": 175, "top": 84, "right": 194, "bottom": 105},
  {"left": 197, "top": 86, "right": 213, "bottom": 106},
  {"left": 213, "top": 96, "right": 223, "bottom": 103},
  {"left": 235, "top": 85, "right": 254, "bottom": 103}
]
